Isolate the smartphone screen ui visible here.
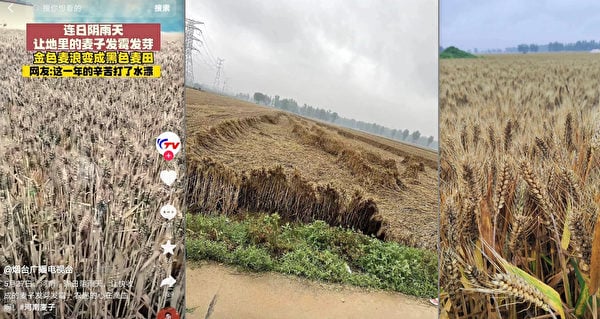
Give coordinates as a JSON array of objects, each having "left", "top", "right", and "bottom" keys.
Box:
[{"left": 0, "top": 1, "right": 185, "bottom": 317}]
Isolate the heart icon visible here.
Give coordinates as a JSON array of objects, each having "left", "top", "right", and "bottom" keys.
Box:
[
  {"left": 160, "top": 170, "right": 177, "bottom": 186},
  {"left": 160, "top": 205, "right": 177, "bottom": 220}
]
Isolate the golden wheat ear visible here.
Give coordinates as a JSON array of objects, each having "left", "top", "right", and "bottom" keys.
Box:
[{"left": 479, "top": 239, "right": 566, "bottom": 318}]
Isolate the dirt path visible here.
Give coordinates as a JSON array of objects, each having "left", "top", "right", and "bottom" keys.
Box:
[{"left": 185, "top": 262, "right": 437, "bottom": 319}]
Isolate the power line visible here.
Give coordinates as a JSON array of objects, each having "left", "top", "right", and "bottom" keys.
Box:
[
  {"left": 199, "top": 25, "right": 218, "bottom": 65},
  {"left": 196, "top": 49, "right": 216, "bottom": 69},
  {"left": 187, "top": 18, "right": 231, "bottom": 91},
  {"left": 199, "top": 33, "right": 217, "bottom": 65},
  {"left": 185, "top": 18, "right": 204, "bottom": 85}
]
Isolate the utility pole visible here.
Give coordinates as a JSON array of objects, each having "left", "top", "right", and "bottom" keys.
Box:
[
  {"left": 185, "top": 18, "right": 204, "bottom": 86},
  {"left": 213, "top": 58, "right": 224, "bottom": 91}
]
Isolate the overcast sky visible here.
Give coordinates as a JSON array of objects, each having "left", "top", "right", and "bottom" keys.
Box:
[
  {"left": 188, "top": 0, "right": 438, "bottom": 139},
  {"left": 442, "top": 0, "right": 600, "bottom": 51}
]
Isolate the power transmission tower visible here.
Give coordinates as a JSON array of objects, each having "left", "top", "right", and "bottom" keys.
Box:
[
  {"left": 222, "top": 77, "right": 228, "bottom": 93},
  {"left": 185, "top": 18, "right": 204, "bottom": 86},
  {"left": 213, "top": 58, "right": 224, "bottom": 90}
]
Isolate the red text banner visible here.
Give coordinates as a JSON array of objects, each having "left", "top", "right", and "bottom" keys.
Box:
[{"left": 26, "top": 23, "right": 161, "bottom": 51}]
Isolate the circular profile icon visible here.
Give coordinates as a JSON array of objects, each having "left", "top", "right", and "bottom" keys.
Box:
[
  {"left": 157, "top": 307, "right": 180, "bottom": 319},
  {"left": 156, "top": 132, "right": 181, "bottom": 160}
]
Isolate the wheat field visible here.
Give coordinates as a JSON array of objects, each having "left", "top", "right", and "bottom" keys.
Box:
[
  {"left": 440, "top": 53, "right": 600, "bottom": 318},
  {"left": 185, "top": 89, "right": 439, "bottom": 250},
  {"left": 0, "top": 30, "right": 185, "bottom": 318}
]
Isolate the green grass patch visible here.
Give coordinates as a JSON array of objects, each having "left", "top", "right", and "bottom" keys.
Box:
[
  {"left": 440, "top": 46, "right": 478, "bottom": 59},
  {"left": 186, "top": 213, "right": 437, "bottom": 298}
]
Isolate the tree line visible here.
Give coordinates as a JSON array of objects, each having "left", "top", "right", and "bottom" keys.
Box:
[
  {"left": 442, "top": 39, "right": 600, "bottom": 55},
  {"left": 514, "top": 41, "right": 600, "bottom": 53},
  {"left": 236, "top": 92, "right": 438, "bottom": 149}
]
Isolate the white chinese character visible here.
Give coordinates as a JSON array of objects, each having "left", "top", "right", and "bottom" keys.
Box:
[
  {"left": 70, "top": 38, "right": 82, "bottom": 50},
  {"left": 45, "top": 38, "right": 57, "bottom": 50},
  {"left": 11, "top": 266, "right": 20, "bottom": 274},
  {"left": 56, "top": 265, "right": 65, "bottom": 274},
  {"left": 118, "top": 38, "right": 129, "bottom": 50},
  {"left": 33, "top": 38, "right": 45, "bottom": 50},
  {"left": 105, "top": 38, "right": 117, "bottom": 50},
  {"left": 81, "top": 38, "right": 93, "bottom": 50},
  {"left": 93, "top": 38, "right": 105, "bottom": 50},
  {"left": 58, "top": 5, "right": 65, "bottom": 11},
  {"left": 87, "top": 24, "right": 100, "bottom": 36},
  {"left": 58, "top": 38, "right": 69, "bottom": 50},
  {"left": 42, "top": 4, "right": 50, "bottom": 11},
  {"left": 73, "top": 5, "right": 82, "bottom": 12},
  {"left": 154, "top": 4, "right": 162, "bottom": 12},
  {"left": 65, "top": 266, "right": 73, "bottom": 274},
  {"left": 130, "top": 38, "right": 141, "bottom": 50},
  {"left": 76, "top": 24, "right": 86, "bottom": 36},
  {"left": 63, "top": 24, "right": 75, "bottom": 36},
  {"left": 50, "top": 5, "right": 57, "bottom": 12},
  {"left": 66, "top": 5, "right": 73, "bottom": 12},
  {"left": 141, "top": 38, "right": 154, "bottom": 50},
  {"left": 163, "top": 4, "right": 170, "bottom": 12},
  {"left": 99, "top": 24, "right": 111, "bottom": 36},
  {"left": 112, "top": 24, "right": 124, "bottom": 36},
  {"left": 38, "top": 265, "right": 47, "bottom": 274}
]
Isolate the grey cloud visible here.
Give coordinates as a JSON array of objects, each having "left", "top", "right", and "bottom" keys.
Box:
[{"left": 189, "top": 0, "right": 438, "bottom": 138}]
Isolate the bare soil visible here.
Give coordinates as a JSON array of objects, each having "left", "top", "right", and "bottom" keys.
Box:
[{"left": 185, "top": 262, "right": 437, "bottom": 319}]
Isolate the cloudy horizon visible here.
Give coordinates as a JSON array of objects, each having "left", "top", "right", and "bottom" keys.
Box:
[
  {"left": 188, "top": 0, "right": 438, "bottom": 139},
  {"left": 442, "top": 0, "right": 600, "bottom": 51}
]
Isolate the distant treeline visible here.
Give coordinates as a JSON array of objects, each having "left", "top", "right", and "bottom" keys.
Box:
[
  {"left": 233, "top": 91, "right": 438, "bottom": 150},
  {"left": 442, "top": 39, "right": 600, "bottom": 54},
  {"left": 512, "top": 40, "right": 600, "bottom": 53}
]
